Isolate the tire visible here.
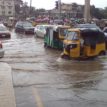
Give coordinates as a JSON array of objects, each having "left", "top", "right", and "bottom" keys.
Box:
[
  {"left": 61, "top": 54, "right": 70, "bottom": 59},
  {"left": 99, "top": 51, "right": 106, "bottom": 56},
  {"left": 44, "top": 43, "right": 47, "bottom": 47}
]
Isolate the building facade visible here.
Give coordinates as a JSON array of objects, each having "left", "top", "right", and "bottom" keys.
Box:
[
  {"left": 0, "top": 0, "right": 15, "bottom": 18},
  {"left": 61, "top": 3, "right": 83, "bottom": 18},
  {"left": 50, "top": 3, "right": 83, "bottom": 19}
]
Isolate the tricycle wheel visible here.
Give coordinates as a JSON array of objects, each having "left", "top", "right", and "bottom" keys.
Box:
[
  {"left": 99, "top": 51, "right": 106, "bottom": 56},
  {"left": 44, "top": 43, "right": 47, "bottom": 47},
  {"left": 61, "top": 54, "right": 70, "bottom": 59}
]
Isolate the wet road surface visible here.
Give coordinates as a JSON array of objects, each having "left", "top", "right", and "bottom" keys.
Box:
[{"left": 1, "top": 30, "right": 107, "bottom": 107}]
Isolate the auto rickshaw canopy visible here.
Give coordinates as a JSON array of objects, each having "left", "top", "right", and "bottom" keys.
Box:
[
  {"left": 80, "top": 29, "right": 105, "bottom": 45},
  {"left": 67, "top": 28, "right": 105, "bottom": 45}
]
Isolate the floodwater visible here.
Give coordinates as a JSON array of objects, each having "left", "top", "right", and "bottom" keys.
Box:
[{"left": 1, "top": 30, "right": 107, "bottom": 107}]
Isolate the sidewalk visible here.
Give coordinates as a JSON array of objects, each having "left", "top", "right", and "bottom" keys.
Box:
[{"left": 0, "top": 63, "right": 16, "bottom": 107}]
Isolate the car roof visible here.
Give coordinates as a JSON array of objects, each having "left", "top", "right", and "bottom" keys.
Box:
[
  {"left": 16, "top": 21, "right": 31, "bottom": 24},
  {"left": 36, "top": 25, "right": 70, "bottom": 30},
  {"left": 68, "top": 28, "right": 102, "bottom": 33},
  {"left": 36, "top": 24, "right": 54, "bottom": 27},
  {"left": 45, "top": 25, "right": 70, "bottom": 32},
  {"left": 0, "top": 24, "right": 8, "bottom": 31},
  {"left": 0, "top": 23, "right": 6, "bottom": 27},
  {"left": 75, "top": 23, "right": 100, "bottom": 28}
]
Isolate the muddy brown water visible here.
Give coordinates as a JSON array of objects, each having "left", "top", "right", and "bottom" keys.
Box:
[{"left": 1, "top": 30, "right": 107, "bottom": 107}]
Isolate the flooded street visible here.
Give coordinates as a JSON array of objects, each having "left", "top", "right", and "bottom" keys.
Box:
[{"left": 1, "top": 30, "right": 107, "bottom": 107}]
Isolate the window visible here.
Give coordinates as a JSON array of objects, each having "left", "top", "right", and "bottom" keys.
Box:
[
  {"left": 2, "top": 1, "right": 4, "bottom": 4},
  {"left": 0, "top": 26, "right": 7, "bottom": 31},
  {"left": 40, "top": 26, "right": 45, "bottom": 31},
  {"left": 8, "top": 11, "right": 12, "bottom": 14},
  {"left": 7, "top": 2, "right": 11, "bottom": 6},
  {"left": 1, "top": 6, "right": 5, "bottom": 9},
  {"left": 8, "top": 6, "right": 12, "bottom": 9},
  {"left": 2, "top": 11, "right": 5, "bottom": 15},
  {"left": 66, "top": 31, "right": 79, "bottom": 40},
  {"left": 73, "top": 33, "right": 79, "bottom": 40}
]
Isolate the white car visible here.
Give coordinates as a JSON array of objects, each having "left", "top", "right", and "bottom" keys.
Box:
[
  {"left": 0, "top": 24, "right": 11, "bottom": 38},
  {"left": 34, "top": 25, "right": 53, "bottom": 38},
  {"left": 103, "top": 27, "right": 107, "bottom": 36},
  {"left": 0, "top": 41, "right": 4, "bottom": 58}
]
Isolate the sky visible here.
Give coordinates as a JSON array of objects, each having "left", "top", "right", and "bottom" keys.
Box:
[{"left": 23, "top": 0, "right": 107, "bottom": 10}]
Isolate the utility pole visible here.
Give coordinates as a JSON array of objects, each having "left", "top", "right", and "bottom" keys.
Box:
[
  {"left": 29, "top": 0, "right": 32, "bottom": 17},
  {"left": 84, "top": 0, "right": 91, "bottom": 23},
  {"left": 58, "top": 0, "right": 61, "bottom": 20}
]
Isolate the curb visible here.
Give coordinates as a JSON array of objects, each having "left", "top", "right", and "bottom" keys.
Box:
[{"left": 0, "top": 63, "right": 16, "bottom": 107}]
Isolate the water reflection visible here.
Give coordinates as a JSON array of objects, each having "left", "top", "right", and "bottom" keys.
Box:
[
  {"left": 15, "top": 33, "right": 34, "bottom": 39},
  {"left": 56, "top": 59, "right": 106, "bottom": 94}
]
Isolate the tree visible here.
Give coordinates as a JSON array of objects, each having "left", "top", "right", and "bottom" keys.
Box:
[
  {"left": 102, "top": 7, "right": 107, "bottom": 18},
  {"left": 21, "top": 2, "right": 29, "bottom": 19},
  {"left": 29, "top": 7, "right": 36, "bottom": 17},
  {"left": 90, "top": 5, "right": 104, "bottom": 19},
  {"left": 15, "top": 0, "right": 23, "bottom": 14}
]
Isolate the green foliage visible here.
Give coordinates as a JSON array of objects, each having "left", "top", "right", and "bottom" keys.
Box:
[
  {"left": 103, "top": 7, "right": 107, "bottom": 18},
  {"left": 36, "top": 9, "right": 46, "bottom": 12},
  {"left": 15, "top": 0, "right": 37, "bottom": 19},
  {"left": 90, "top": 5, "right": 104, "bottom": 19},
  {"left": 90, "top": 5, "right": 107, "bottom": 19}
]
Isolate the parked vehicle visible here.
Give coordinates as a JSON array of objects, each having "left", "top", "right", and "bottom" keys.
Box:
[
  {"left": 44, "top": 25, "right": 70, "bottom": 50},
  {"left": 103, "top": 27, "right": 107, "bottom": 35},
  {"left": 0, "top": 41, "right": 4, "bottom": 58},
  {"left": 54, "top": 19, "right": 64, "bottom": 25},
  {"left": 61, "top": 28, "right": 106, "bottom": 59},
  {"left": 75, "top": 24, "right": 101, "bottom": 31},
  {"left": 0, "top": 24, "right": 11, "bottom": 38},
  {"left": 15, "top": 21, "right": 35, "bottom": 34},
  {"left": 34, "top": 25, "right": 54, "bottom": 38},
  {"left": 103, "top": 27, "right": 107, "bottom": 49}
]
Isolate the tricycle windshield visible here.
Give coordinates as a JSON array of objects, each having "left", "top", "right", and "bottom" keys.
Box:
[
  {"left": 59, "top": 28, "right": 67, "bottom": 37},
  {"left": 66, "top": 31, "right": 79, "bottom": 40}
]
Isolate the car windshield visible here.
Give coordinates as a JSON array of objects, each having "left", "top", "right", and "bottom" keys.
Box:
[
  {"left": 0, "top": 26, "right": 7, "bottom": 31},
  {"left": 66, "top": 31, "right": 79, "bottom": 40},
  {"left": 76, "top": 24, "right": 100, "bottom": 29},
  {"left": 23, "top": 22, "right": 33, "bottom": 27},
  {"left": 40, "top": 26, "right": 46, "bottom": 31},
  {"left": 103, "top": 28, "right": 107, "bottom": 33}
]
